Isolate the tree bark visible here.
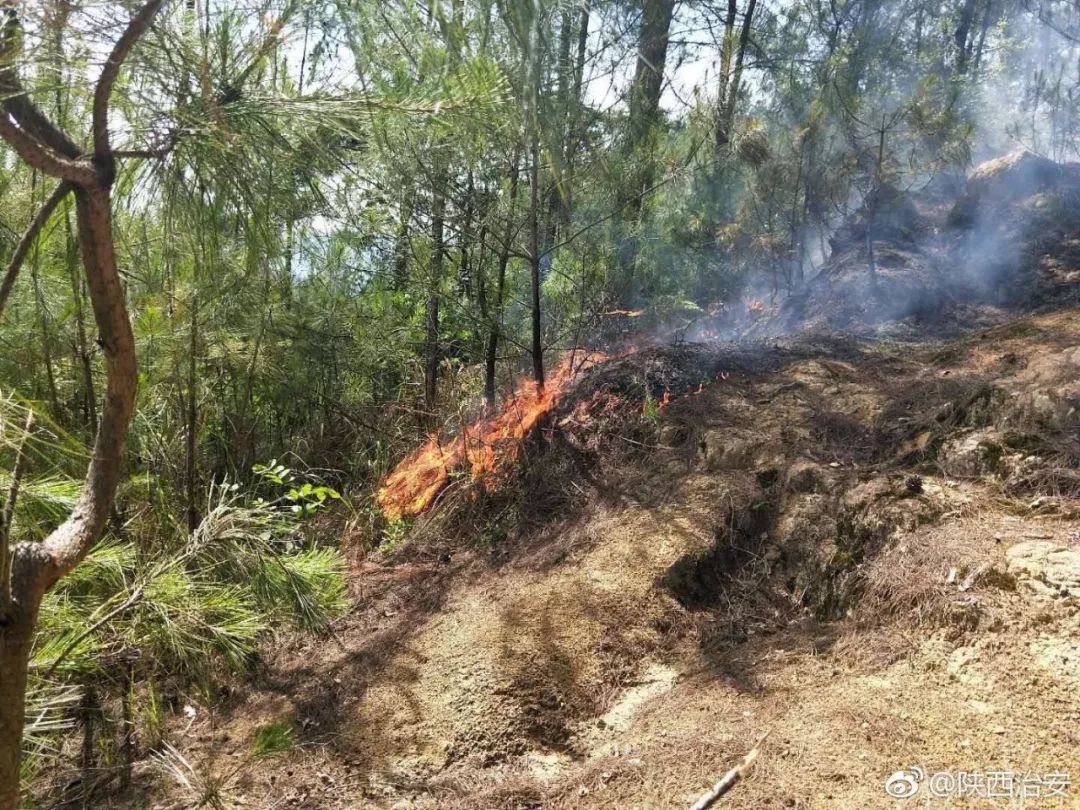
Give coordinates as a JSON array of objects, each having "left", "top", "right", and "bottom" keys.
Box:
[
  {"left": 484, "top": 155, "right": 520, "bottom": 408},
  {"left": 616, "top": 0, "right": 676, "bottom": 305},
  {"left": 626, "top": 0, "right": 677, "bottom": 156},
  {"left": 529, "top": 133, "right": 544, "bottom": 389},
  {"left": 954, "top": 0, "right": 979, "bottom": 73},
  {"left": 717, "top": 0, "right": 758, "bottom": 151},
  {"left": 715, "top": 0, "right": 738, "bottom": 153},
  {"left": 424, "top": 183, "right": 445, "bottom": 413},
  {"left": 185, "top": 289, "right": 199, "bottom": 535},
  {"left": 0, "top": 2, "right": 159, "bottom": 803},
  {"left": 0, "top": 610, "right": 37, "bottom": 810}
]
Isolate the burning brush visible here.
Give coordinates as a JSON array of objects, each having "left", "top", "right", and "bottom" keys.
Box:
[{"left": 377, "top": 351, "right": 608, "bottom": 521}]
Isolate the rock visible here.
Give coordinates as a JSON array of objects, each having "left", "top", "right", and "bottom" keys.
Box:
[
  {"left": 1007, "top": 347, "right": 1080, "bottom": 432},
  {"left": 1006, "top": 541, "right": 1080, "bottom": 598},
  {"left": 939, "top": 429, "right": 1006, "bottom": 478}
]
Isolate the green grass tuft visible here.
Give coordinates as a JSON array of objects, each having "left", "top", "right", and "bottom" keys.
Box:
[{"left": 251, "top": 722, "right": 295, "bottom": 759}]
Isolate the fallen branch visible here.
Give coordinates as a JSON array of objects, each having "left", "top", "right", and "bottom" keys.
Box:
[
  {"left": 40, "top": 585, "right": 143, "bottom": 680},
  {"left": 689, "top": 732, "right": 769, "bottom": 810}
]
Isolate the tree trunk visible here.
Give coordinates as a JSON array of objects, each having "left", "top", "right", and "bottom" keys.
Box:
[
  {"left": 954, "top": 0, "right": 979, "bottom": 73},
  {"left": 971, "top": 0, "right": 995, "bottom": 72},
  {"left": 424, "top": 183, "right": 445, "bottom": 413},
  {"left": 484, "top": 156, "right": 520, "bottom": 408},
  {"left": 30, "top": 227, "right": 61, "bottom": 419},
  {"left": 185, "top": 289, "right": 199, "bottom": 535},
  {"left": 626, "top": 0, "right": 677, "bottom": 156},
  {"left": 0, "top": 611, "right": 36, "bottom": 810},
  {"left": 717, "top": 0, "right": 758, "bottom": 150},
  {"left": 562, "top": 1, "right": 590, "bottom": 218},
  {"left": 0, "top": 0, "right": 158, "bottom": 797},
  {"left": 618, "top": 0, "right": 676, "bottom": 303},
  {"left": 393, "top": 188, "right": 415, "bottom": 290},
  {"left": 67, "top": 210, "right": 98, "bottom": 431},
  {"left": 715, "top": 0, "right": 738, "bottom": 153},
  {"left": 529, "top": 131, "right": 544, "bottom": 389}
]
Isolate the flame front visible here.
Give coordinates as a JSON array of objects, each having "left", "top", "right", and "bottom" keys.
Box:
[{"left": 377, "top": 351, "right": 607, "bottom": 521}]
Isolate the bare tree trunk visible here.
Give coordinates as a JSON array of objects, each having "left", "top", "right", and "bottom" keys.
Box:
[
  {"left": 30, "top": 223, "right": 61, "bottom": 419},
  {"left": 717, "top": 0, "right": 758, "bottom": 150},
  {"left": 954, "top": 0, "right": 979, "bottom": 73},
  {"left": 971, "top": 0, "right": 995, "bottom": 72},
  {"left": 0, "top": 614, "right": 36, "bottom": 810},
  {"left": 484, "top": 155, "right": 520, "bottom": 408},
  {"left": 0, "top": 2, "right": 160, "bottom": 802},
  {"left": 617, "top": 0, "right": 676, "bottom": 304},
  {"left": 715, "top": 0, "right": 738, "bottom": 152},
  {"left": 67, "top": 210, "right": 98, "bottom": 431},
  {"left": 185, "top": 288, "right": 199, "bottom": 535},
  {"left": 393, "top": 188, "right": 415, "bottom": 291},
  {"left": 424, "top": 183, "right": 445, "bottom": 413},
  {"left": 626, "top": 0, "right": 677, "bottom": 156},
  {"left": 562, "top": 1, "right": 590, "bottom": 217},
  {"left": 867, "top": 114, "right": 887, "bottom": 293},
  {"left": 529, "top": 134, "right": 544, "bottom": 389}
]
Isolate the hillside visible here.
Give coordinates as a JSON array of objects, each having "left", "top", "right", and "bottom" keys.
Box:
[
  {"left": 151, "top": 272, "right": 1080, "bottom": 805},
  {"left": 8, "top": 5, "right": 1080, "bottom": 809}
]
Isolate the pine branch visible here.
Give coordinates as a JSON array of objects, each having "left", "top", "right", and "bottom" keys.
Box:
[
  {"left": 39, "top": 586, "right": 143, "bottom": 680},
  {"left": 93, "top": 0, "right": 168, "bottom": 162},
  {"left": 0, "top": 1, "right": 83, "bottom": 158},
  {"left": 0, "top": 114, "right": 94, "bottom": 184},
  {"left": 0, "top": 180, "right": 72, "bottom": 320}
]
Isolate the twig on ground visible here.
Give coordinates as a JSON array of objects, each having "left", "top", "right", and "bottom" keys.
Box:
[{"left": 688, "top": 732, "right": 769, "bottom": 810}]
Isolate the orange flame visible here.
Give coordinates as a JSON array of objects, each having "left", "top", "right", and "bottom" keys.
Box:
[
  {"left": 603, "top": 308, "right": 646, "bottom": 318},
  {"left": 377, "top": 351, "right": 608, "bottom": 521}
]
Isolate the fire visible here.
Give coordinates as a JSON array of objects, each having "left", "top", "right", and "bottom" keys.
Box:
[
  {"left": 377, "top": 350, "right": 608, "bottom": 521},
  {"left": 603, "top": 308, "right": 646, "bottom": 318}
]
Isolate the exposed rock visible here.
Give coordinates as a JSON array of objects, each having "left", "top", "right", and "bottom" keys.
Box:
[
  {"left": 1005, "top": 541, "right": 1080, "bottom": 599},
  {"left": 1005, "top": 346, "right": 1080, "bottom": 432},
  {"left": 939, "top": 429, "right": 1006, "bottom": 478}
]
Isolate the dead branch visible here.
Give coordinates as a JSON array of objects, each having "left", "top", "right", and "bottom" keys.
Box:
[
  {"left": 40, "top": 585, "right": 143, "bottom": 680},
  {"left": 688, "top": 732, "right": 769, "bottom": 810},
  {"left": 0, "top": 180, "right": 71, "bottom": 319}
]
